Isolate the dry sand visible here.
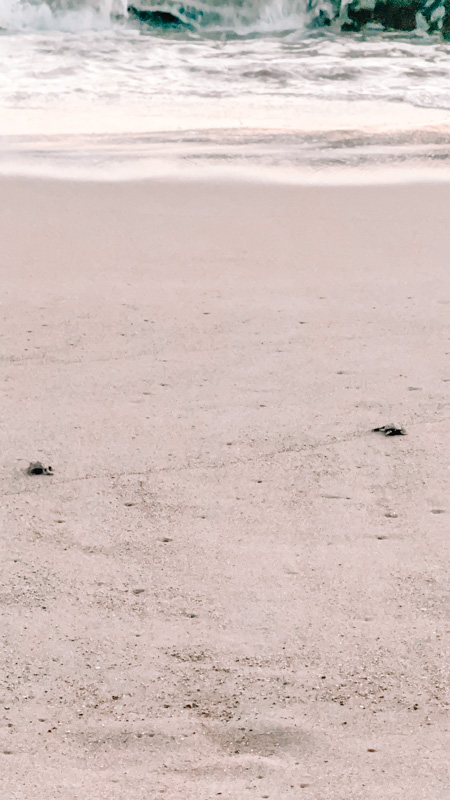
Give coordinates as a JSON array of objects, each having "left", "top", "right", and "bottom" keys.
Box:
[{"left": 1, "top": 177, "right": 449, "bottom": 799}]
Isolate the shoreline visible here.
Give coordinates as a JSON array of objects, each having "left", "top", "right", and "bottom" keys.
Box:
[
  {"left": 2, "top": 97, "right": 450, "bottom": 184},
  {"left": 4, "top": 160, "right": 450, "bottom": 185}
]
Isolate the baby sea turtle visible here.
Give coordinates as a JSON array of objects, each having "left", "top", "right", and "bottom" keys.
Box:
[
  {"left": 372, "top": 424, "right": 406, "bottom": 437},
  {"left": 27, "top": 461, "right": 53, "bottom": 476}
]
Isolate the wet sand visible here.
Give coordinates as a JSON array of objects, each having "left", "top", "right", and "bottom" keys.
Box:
[{"left": 1, "top": 177, "right": 449, "bottom": 799}]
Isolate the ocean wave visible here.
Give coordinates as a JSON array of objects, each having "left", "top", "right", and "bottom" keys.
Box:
[{"left": 0, "top": 0, "right": 448, "bottom": 34}]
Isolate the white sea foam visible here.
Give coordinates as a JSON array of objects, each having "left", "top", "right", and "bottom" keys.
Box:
[{"left": 0, "top": 0, "right": 126, "bottom": 30}]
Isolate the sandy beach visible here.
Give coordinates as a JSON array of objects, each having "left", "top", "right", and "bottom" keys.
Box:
[{"left": 1, "top": 176, "right": 449, "bottom": 799}]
